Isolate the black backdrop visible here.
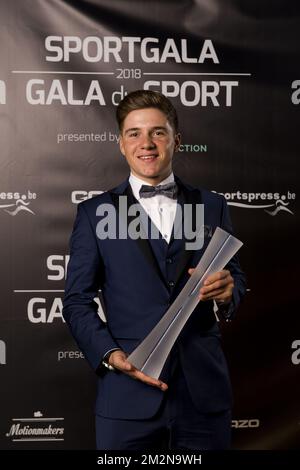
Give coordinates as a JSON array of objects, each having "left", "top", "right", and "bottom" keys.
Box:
[{"left": 0, "top": 0, "right": 299, "bottom": 449}]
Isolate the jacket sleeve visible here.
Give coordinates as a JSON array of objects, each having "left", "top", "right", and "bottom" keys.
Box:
[
  {"left": 63, "top": 202, "right": 120, "bottom": 371},
  {"left": 218, "top": 196, "right": 247, "bottom": 321}
]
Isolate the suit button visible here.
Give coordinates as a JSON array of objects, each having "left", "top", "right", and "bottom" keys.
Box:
[
  {"left": 168, "top": 281, "right": 175, "bottom": 288},
  {"left": 166, "top": 258, "right": 173, "bottom": 264}
]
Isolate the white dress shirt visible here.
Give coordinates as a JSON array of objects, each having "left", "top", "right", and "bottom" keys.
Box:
[{"left": 129, "top": 172, "right": 177, "bottom": 244}]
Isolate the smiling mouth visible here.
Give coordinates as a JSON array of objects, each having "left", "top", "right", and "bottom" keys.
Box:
[{"left": 138, "top": 154, "right": 159, "bottom": 161}]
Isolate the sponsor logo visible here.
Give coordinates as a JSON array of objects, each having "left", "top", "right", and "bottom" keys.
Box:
[
  {"left": 291, "top": 340, "right": 300, "bottom": 365},
  {"left": 71, "top": 190, "right": 104, "bottom": 204},
  {"left": 232, "top": 419, "right": 260, "bottom": 429},
  {"left": 0, "top": 80, "right": 6, "bottom": 104},
  {"left": 0, "top": 340, "right": 6, "bottom": 365},
  {"left": 0, "top": 191, "right": 37, "bottom": 216},
  {"left": 6, "top": 411, "right": 64, "bottom": 442},
  {"left": 214, "top": 190, "right": 295, "bottom": 216}
]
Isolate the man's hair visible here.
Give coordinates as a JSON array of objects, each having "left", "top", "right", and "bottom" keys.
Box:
[{"left": 116, "top": 90, "right": 178, "bottom": 133}]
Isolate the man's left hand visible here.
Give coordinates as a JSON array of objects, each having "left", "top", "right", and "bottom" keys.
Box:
[{"left": 188, "top": 268, "right": 234, "bottom": 304}]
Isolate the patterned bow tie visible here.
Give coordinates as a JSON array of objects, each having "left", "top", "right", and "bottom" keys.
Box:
[{"left": 139, "top": 182, "right": 178, "bottom": 199}]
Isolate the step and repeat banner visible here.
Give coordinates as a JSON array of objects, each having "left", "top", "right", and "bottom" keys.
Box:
[{"left": 0, "top": 0, "right": 299, "bottom": 450}]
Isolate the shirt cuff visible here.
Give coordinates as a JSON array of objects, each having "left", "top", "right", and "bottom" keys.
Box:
[
  {"left": 102, "top": 348, "right": 121, "bottom": 360},
  {"left": 101, "top": 348, "right": 121, "bottom": 370}
]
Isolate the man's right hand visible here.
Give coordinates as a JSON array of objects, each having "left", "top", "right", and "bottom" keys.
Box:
[{"left": 108, "top": 350, "right": 168, "bottom": 391}]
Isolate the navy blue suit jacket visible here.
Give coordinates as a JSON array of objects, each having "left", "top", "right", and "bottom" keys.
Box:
[{"left": 63, "top": 176, "right": 246, "bottom": 419}]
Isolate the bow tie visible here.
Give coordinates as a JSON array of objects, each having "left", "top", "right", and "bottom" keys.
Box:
[{"left": 139, "top": 182, "right": 178, "bottom": 199}]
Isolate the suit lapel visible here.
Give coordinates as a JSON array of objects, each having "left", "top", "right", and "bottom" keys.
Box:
[
  {"left": 109, "top": 180, "right": 170, "bottom": 291},
  {"left": 172, "top": 177, "right": 203, "bottom": 288}
]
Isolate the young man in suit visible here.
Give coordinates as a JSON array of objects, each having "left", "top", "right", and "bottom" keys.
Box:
[{"left": 63, "top": 90, "right": 246, "bottom": 450}]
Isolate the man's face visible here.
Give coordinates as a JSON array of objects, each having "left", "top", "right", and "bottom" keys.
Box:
[{"left": 119, "top": 107, "right": 181, "bottom": 185}]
